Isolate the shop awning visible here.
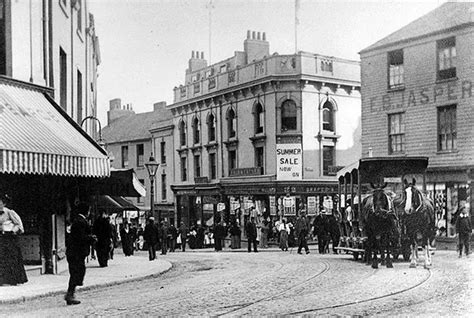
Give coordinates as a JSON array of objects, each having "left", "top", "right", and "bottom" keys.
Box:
[
  {"left": 96, "top": 195, "right": 140, "bottom": 213},
  {"left": 96, "top": 168, "right": 146, "bottom": 197},
  {"left": 0, "top": 77, "right": 110, "bottom": 178}
]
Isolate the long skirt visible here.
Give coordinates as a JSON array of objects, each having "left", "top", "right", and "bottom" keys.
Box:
[
  {"left": 279, "top": 231, "right": 288, "bottom": 250},
  {"left": 231, "top": 235, "right": 241, "bottom": 249},
  {"left": 0, "top": 233, "right": 28, "bottom": 285}
]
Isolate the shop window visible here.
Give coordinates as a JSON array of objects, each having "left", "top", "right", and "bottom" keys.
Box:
[
  {"left": 281, "top": 100, "right": 297, "bottom": 132},
  {"left": 322, "top": 100, "right": 334, "bottom": 132},
  {"left": 194, "top": 154, "right": 201, "bottom": 177},
  {"left": 136, "top": 144, "right": 144, "bottom": 167},
  {"left": 323, "top": 146, "right": 334, "bottom": 176},
  {"left": 254, "top": 103, "right": 264, "bottom": 134},
  {"left": 388, "top": 112, "right": 405, "bottom": 154},
  {"left": 437, "top": 37, "right": 456, "bottom": 80},
  {"left": 180, "top": 156, "right": 187, "bottom": 181},
  {"left": 388, "top": 49, "right": 404, "bottom": 89},
  {"left": 161, "top": 174, "right": 167, "bottom": 201},
  {"left": 209, "top": 153, "right": 217, "bottom": 180},
  {"left": 179, "top": 120, "right": 186, "bottom": 146},
  {"left": 437, "top": 105, "right": 456, "bottom": 151},
  {"left": 121, "top": 145, "right": 128, "bottom": 168},
  {"left": 208, "top": 113, "right": 216, "bottom": 142},
  {"left": 227, "top": 108, "right": 236, "bottom": 138},
  {"left": 192, "top": 117, "right": 200, "bottom": 144}
]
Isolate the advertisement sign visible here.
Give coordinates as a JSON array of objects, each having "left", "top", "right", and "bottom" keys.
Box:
[
  {"left": 307, "top": 196, "right": 318, "bottom": 215},
  {"left": 283, "top": 196, "right": 296, "bottom": 215},
  {"left": 276, "top": 143, "right": 302, "bottom": 180},
  {"left": 269, "top": 196, "right": 276, "bottom": 216}
]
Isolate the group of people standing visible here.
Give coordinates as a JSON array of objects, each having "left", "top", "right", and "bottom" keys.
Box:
[{"left": 143, "top": 218, "right": 187, "bottom": 260}]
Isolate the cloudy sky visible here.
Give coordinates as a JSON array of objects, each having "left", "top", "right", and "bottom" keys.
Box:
[{"left": 88, "top": 0, "right": 447, "bottom": 125}]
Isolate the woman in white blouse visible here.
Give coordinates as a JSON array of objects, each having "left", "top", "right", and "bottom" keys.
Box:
[
  {"left": 0, "top": 194, "right": 28, "bottom": 285},
  {"left": 279, "top": 218, "right": 290, "bottom": 251}
]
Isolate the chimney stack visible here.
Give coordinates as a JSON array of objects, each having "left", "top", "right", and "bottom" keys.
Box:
[{"left": 244, "top": 30, "right": 270, "bottom": 64}]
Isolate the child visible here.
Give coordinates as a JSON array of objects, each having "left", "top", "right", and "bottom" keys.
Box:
[{"left": 455, "top": 201, "right": 472, "bottom": 258}]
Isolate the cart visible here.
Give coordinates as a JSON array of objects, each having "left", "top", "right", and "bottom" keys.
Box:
[{"left": 335, "top": 156, "right": 429, "bottom": 261}]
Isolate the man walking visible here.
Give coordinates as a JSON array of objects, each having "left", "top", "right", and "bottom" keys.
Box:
[
  {"left": 178, "top": 221, "right": 188, "bottom": 251},
  {"left": 245, "top": 217, "right": 258, "bottom": 253},
  {"left": 456, "top": 201, "right": 472, "bottom": 258},
  {"left": 296, "top": 210, "right": 310, "bottom": 254},
  {"left": 144, "top": 217, "right": 159, "bottom": 261},
  {"left": 65, "top": 202, "right": 96, "bottom": 305}
]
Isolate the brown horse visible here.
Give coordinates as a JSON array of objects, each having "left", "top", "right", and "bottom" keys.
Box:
[
  {"left": 361, "top": 183, "right": 398, "bottom": 269},
  {"left": 394, "top": 179, "right": 436, "bottom": 268}
]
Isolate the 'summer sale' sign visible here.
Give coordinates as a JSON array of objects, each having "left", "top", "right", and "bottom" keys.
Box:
[{"left": 276, "top": 143, "right": 302, "bottom": 180}]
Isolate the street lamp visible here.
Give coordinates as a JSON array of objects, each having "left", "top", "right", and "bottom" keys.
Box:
[
  {"left": 145, "top": 154, "right": 160, "bottom": 221},
  {"left": 81, "top": 116, "right": 105, "bottom": 147}
]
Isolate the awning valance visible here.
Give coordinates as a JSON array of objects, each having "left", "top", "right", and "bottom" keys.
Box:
[
  {"left": 0, "top": 77, "right": 109, "bottom": 177},
  {"left": 95, "top": 195, "right": 140, "bottom": 213},
  {"left": 96, "top": 168, "right": 146, "bottom": 197}
]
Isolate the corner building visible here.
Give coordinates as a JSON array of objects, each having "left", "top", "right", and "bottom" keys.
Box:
[
  {"left": 359, "top": 2, "right": 474, "bottom": 237},
  {"left": 167, "top": 31, "right": 361, "bottom": 228}
]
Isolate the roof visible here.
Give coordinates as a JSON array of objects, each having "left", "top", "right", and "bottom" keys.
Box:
[
  {"left": 102, "top": 106, "right": 172, "bottom": 144},
  {"left": 361, "top": 2, "right": 474, "bottom": 54},
  {"left": 337, "top": 156, "right": 429, "bottom": 184},
  {"left": 0, "top": 76, "right": 109, "bottom": 177}
]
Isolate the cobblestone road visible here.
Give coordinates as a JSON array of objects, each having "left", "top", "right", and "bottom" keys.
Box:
[{"left": 2, "top": 249, "right": 473, "bottom": 317}]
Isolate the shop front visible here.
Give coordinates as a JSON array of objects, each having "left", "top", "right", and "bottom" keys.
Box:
[{"left": 0, "top": 77, "right": 110, "bottom": 274}]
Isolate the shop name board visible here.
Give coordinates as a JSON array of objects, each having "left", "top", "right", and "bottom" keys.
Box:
[
  {"left": 370, "top": 80, "right": 472, "bottom": 113},
  {"left": 229, "top": 167, "right": 262, "bottom": 177},
  {"left": 276, "top": 143, "right": 302, "bottom": 181},
  {"left": 0, "top": 100, "right": 60, "bottom": 122}
]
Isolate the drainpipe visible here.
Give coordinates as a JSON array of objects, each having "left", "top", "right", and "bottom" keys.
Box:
[
  {"left": 70, "top": 1, "right": 74, "bottom": 119},
  {"left": 42, "top": 0, "right": 48, "bottom": 85},
  {"left": 48, "top": 0, "right": 54, "bottom": 88}
]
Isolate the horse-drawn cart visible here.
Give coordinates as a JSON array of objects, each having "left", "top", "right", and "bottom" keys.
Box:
[{"left": 335, "top": 156, "right": 430, "bottom": 263}]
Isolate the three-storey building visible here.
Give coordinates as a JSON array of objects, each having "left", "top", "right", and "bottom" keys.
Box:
[
  {"left": 359, "top": 2, "right": 474, "bottom": 237},
  {"left": 168, "top": 31, "right": 361, "bottom": 228}
]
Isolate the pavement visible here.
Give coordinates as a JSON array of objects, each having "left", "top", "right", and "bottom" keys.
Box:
[{"left": 0, "top": 250, "right": 172, "bottom": 304}]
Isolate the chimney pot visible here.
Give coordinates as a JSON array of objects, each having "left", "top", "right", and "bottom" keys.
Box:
[
  {"left": 247, "top": 30, "right": 250, "bottom": 39},
  {"left": 263, "top": 32, "right": 266, "bottom": 41},
  {"left": 257, "top": 32, "right": 261, "bottom": 40},
  {"left": 252, "top": 31, "right": 256, "bottom": 39},
  {"left": 192, "top": 51, "right": 195, "bottom": 58},
  {"left": 201, "top": 51, "right": 204, "bottom": 59}
]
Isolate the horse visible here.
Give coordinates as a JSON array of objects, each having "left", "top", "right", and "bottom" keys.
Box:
[
  {"left": 361, "top": 183, "right": 398, "bottom": 269},
  {"left": 394, "top": 179, "right": 436, "bottom": 269}
]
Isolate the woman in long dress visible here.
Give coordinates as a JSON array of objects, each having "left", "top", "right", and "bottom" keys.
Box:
[{"left": 0, "top": 194, "right": 28, "bottom": 285}]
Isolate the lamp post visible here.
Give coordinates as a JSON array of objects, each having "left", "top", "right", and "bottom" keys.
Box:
[
  {"left": 145, "top": 154, "right": 160, "bottom": 221},
  {"left": 81, "top": 116, "right": 105, "bottom": 148}
]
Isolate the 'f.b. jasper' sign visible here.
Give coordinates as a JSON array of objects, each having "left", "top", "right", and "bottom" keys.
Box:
[{"left": 277, "top": 143, "right": 302, "bottom": 181}]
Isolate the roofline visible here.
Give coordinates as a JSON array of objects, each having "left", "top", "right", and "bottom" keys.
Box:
[{"left": 360, "top": 22, "right": 474, "bottom": 55}]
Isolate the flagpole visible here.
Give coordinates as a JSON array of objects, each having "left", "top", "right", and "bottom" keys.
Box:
[{"left": 295, "top": 0, "right": 300, "bottom": 54}]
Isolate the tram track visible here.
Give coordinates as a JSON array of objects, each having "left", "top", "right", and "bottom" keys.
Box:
[{"left": 285, "top": 267, "right": 433, "bottom": 316}]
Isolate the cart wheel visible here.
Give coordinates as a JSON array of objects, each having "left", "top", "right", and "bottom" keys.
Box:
[{"left": 353, "top": 252, "right": 359, "bottom": 261}]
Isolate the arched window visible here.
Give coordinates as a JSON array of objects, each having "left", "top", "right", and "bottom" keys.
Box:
[
  {"left": 281, "top": 100, "right": 297, "bottom": 131},
  {"left": 192, "top": 117, "right": 200, "bottom": 144},
  {"left": 227, "top": 108, "right": 236, "bottom": 138},
  {"left": 254, "top": 103, "right": 264, "bottom": 134},
  {"left": 179, "top": 120, "right": 186, "bottom": 146},
  {"left": 322, "top": 100, "right": 334, "bottom": 132},
  {"left": 207, "top": 113, "right": 216, "bottom": 142}
]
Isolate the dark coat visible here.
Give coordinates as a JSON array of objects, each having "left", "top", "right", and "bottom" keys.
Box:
[
  {"left": 214, "top": 223, "right": 227, "bottom": 239},
  {"left": 92, "top": 216, "right": 113, "bottom": 249},
  {"left": 144, "top": 222, "right": 159, "bottom": 245},
  {"left": 67, "top": 214, "right": 95, "bottom": 258},
  {"left": 295, "top": 216, "right": 310, "bottom": 237},
  {"left": 179, "top": 224, "right": 188, "bottom": 238},
  {"left": 168, "top": 224, "right": 178, "bottom": 239},
  {"left": 456, "top": 215, "right": 472, "bottom": 234},
  {"left": 245, "top": 220, "right": 257, "bottom": 239}
]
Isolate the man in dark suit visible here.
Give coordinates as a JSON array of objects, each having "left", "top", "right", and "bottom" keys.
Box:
[
  {"left": 144, "top": 217, "right": 159, "bottom": 260},
  {"left": 245, "top": 217, "right": 258, "bottom": 253},
  {"left": 65, "top": 202, "right": 96, "bottom": 305}
]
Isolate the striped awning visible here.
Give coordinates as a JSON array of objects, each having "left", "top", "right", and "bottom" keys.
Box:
[{"left": 0, "top": 78, "right": 110, "bottom": 177}]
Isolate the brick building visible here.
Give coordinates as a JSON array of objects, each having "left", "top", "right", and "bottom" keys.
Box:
[
  {"left": 167, "top": 31, "right": 361, "bottom": 228},
  {"left": 359, "top": 2, "right": 474, "bottom": 237}
]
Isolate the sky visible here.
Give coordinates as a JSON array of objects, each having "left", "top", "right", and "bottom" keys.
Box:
[{"left": 88, "top": 0, "right": 448, "bottom": 126}]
